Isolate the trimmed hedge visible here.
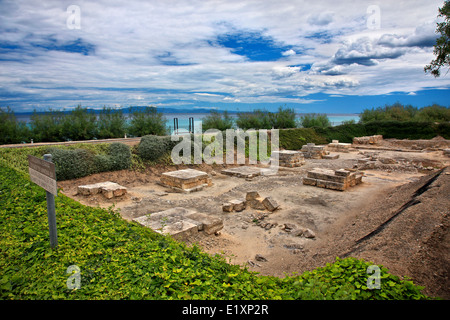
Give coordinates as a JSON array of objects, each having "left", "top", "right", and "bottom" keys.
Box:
[{"left": 47, "top": 142, "right": 132, "bottom": 180}]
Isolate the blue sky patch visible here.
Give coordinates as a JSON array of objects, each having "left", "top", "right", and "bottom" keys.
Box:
[
  {"left": 215, "top": 31, "right": 293, "bottom": 62},
  {"left": 31, "top": 37, "right": 95, "bottom": 56}
]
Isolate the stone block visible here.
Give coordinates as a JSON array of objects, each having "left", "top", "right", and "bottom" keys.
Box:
[
  {"left": 323, "top": 154, "right": 340, "bottom": 160},
  {"left": 229, "top": 199, "right": 246, "bottom": 212},
  {"left": 222, "top": 202, "right": 234, "bottom": 212},
  {"left": 303, "top": 168, "right": 363, "bottom": 191},
  {"left": 262, "top": 197, "right": 279, "bottom": 212},
  {"left": 302, "top": 177, "right": 317, "bottom": 186},
  {"left": 246, "top": 191, "right": 261, "bottom": 201},
  {"left": 185, "top": 212, "right": 224, "bottom": 235},
  {"left": 247, "top": 197, "right": 267, "bottom": 210},
  {"left": 335, "top": 169, "right": 351, "bottom": 177}
]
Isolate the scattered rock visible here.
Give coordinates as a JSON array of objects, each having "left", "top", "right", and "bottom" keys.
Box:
[
  {"left": 303, "top": 228, "right": 316, "bottom": 238},
  {"left": 246, "top": 191, "right": 260, "bottom": 201},
  {"left": 247, "top": 260, "right": 261, "bottom": 267},
  {"left": 229, "top": 199, "right": 246, "bottom": 212},
  {"left": 283, "top": 223, "right": 297, "bottom": 232},
  {"left": 255, "top": 254, "right": 267, "bottom": 262},
  {"left": 222, "top": 202, "right": 234, "bottom": 212},
  {"left": 262, "top": 197, "right": 279, "bottom": 212}
]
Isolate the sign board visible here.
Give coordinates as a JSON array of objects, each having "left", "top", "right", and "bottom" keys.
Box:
[{"left": 28, "top": 155, "right": 57, "bottom": 196}]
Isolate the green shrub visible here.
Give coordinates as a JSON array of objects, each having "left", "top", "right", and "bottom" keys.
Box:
[
  {"left": 137, "top": 135, "right": 170, "bottom": 161},
  {"left": 92, "top": 154, "right": 114, "bottom": 173},
  {"left": 47, "top": 148, "right": 95, "bottom": 180},
  {"left": 107, "top": 142, "right": 132, "bottom": 170}
]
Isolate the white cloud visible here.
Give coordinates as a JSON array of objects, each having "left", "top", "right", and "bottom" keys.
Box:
[{"left": 0, "top": 0, "right": 449, "bottom": 110}]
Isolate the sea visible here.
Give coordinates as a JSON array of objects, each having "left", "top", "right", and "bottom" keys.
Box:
[
  {"left": 165, "top": 113, "right": 360, "bottom": 134},
  {"left": 14, "top": 113, "right": 360, "bottom": 135}
]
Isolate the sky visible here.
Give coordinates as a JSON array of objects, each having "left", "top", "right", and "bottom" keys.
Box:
[{"left": 1, "top": 0, "right": 449, "bottom": 114}]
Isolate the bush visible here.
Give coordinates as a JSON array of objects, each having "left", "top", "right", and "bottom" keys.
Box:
[
  {"left": 45, "top": 142, "right": 131, "bottom": 180},
  {"left": 47, "top": 148, "right": 95, "bottom": 180},
  {"left": 137, "top": 135, "right": 171, "bottom": 162},
  {"left": 107, "top": 142, "right": 132, "bottom": 170}
]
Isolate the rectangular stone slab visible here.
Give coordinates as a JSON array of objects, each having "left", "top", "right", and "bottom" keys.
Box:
[
  {"left": 133, "top": 207, "right": 223, "bottom": 240},
  {"left": 185, "top": 212, "right": 223, "bottom": 235},
  {"left": 221, "top": 166, "right": 263, "bottom": 178}
]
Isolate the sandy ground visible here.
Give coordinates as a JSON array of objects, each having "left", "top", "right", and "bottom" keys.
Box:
[{"left": 58, "top": 138, "right": 450, "bottom": 298}]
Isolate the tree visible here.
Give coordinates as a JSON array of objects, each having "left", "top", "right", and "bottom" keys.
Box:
[
  {"left": 0, "top": 106, "right": 31, "bottom": 144},
  {"left": 128, "top": 106, "right": 167, "bottom": 137},
  {"left": 298, "top": 113, "right": 331, "bottom": 128},
  {"left": 201, "top": 110, "right": 234, "bottom": 132},
  {"left": 97, "top": 106, "right": 126, "bottom": 139},
  {"left": 425, "top": 0, "right": 450, "bottom": 77}
]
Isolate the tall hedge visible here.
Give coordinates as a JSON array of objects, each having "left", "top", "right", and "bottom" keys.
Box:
[
  {"left": 363, "top": 121, "right": 450, "bottom": 140},
  {"left": 279, "top": 128, "right": 328, "bottom": 150}
]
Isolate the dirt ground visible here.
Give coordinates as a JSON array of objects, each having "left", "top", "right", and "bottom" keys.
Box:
[{"left": 58, "top": 137, "right": 450, "bottom": 299}]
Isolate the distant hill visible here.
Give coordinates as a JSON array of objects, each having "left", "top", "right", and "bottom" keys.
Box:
[{"left": 14, "top": 106, "right": 239, "bottom": 116}]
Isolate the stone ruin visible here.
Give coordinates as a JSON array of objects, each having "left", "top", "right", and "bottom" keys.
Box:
[
  {"left": 301, "top": 143, "right": 326, "bottom": 159},
  {"left": 133, "top": 207, "right": 223, "bottom": 241},
  {"left": 327, "top": 140, "right": 352, "bottom": 153},
  {"left": 222, "top": 191, "right": 279, "bottom": 213},
  {"left": 159, "top": 169, "right": 212, "bottom": 193},
  {"left": 77, "top": 181, "right": 127, "bottom": 199},
  {"left": 353, "top": 135, "right": 383, "bottom": 145},
  {"left": 271, "top": 150, "right": 305, "bottom": 167},
  {"left": 301, "top": 143, "right": 339, "bottom": 160},
  {"left": 303, "top": 168, "right": 363, "bottom": 191},
  {"left": 444, "top": 149, "right": 450, "bottom": 157}
]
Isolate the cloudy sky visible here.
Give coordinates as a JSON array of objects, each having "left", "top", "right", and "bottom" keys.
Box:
[{"left": 1, "top": 0, "right": 449, "bottom": 113}]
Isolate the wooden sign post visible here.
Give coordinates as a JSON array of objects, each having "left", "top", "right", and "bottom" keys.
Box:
[{"left": 28, "top": 154, "right": 58, "bottom": 248}]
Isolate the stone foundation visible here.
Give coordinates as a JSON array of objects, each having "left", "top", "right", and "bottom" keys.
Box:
[
  {"left": 353, "top": 135, "right": 383, "bottom": 145},
  {"left": 271, "top": 150, "right": 305, "bottom": 167},
  {"left": 159, "top": 169, "right": 212, "bottom": 193},
  {"left": 303, "top": 168, "right": 363, "bottom": 191},
  {"left": 327, "top": 140, "right": 352, "bottom": 153},
  {"left": 133, "top": 207, "right": 223, "bottom": 241}
]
